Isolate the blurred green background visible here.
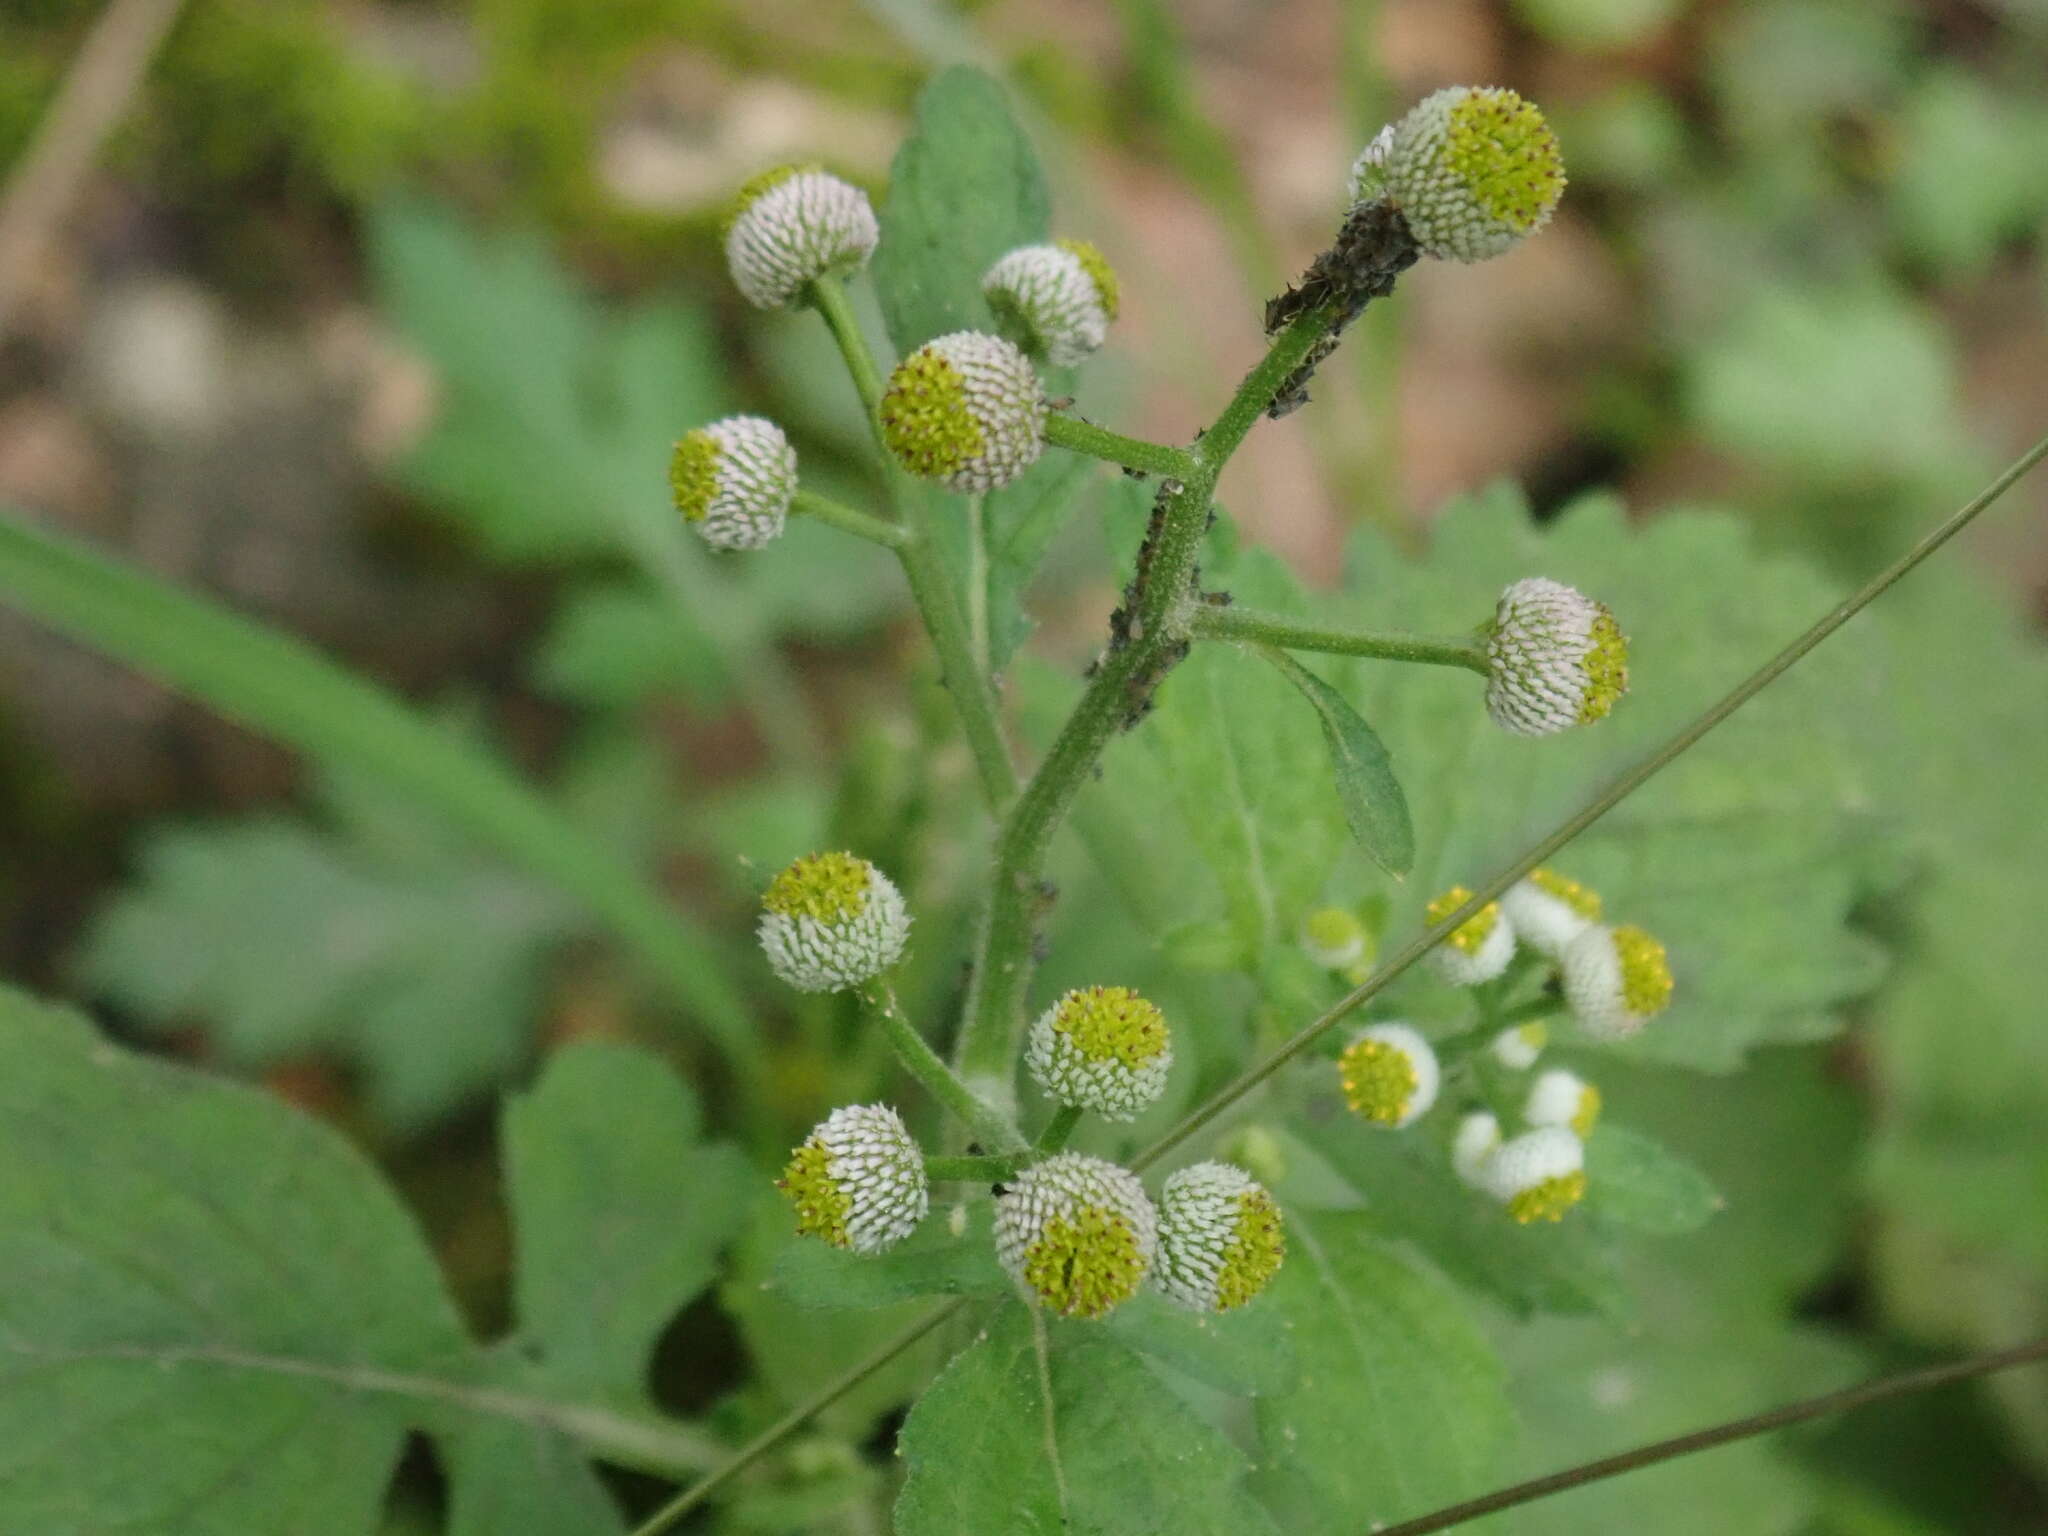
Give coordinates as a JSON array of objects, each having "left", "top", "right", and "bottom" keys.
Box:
[{"left": 1, "top": 1, "right": 2046, "bottom": 1531}]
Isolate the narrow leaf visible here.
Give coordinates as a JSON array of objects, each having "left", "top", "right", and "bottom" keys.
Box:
[
  {"left": 1258, "top": 643, "right": 1416, "bottom": 878},
  {"left": 1585, "top": 1125, "right": 1725, "bottom": 1235}
]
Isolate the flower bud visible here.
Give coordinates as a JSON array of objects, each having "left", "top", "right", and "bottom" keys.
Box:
[
  {"left": 1452, "top": 1111, "right": 1503, "bottom": 1185},
  {"left": 1338, "top": 1022, "right": 1440, "bottom": 1129},
  {"left": 1561, "top": 922, "right": 1673, "bottom": 1040},
  {"left": 1383, "top": 86, "right": 1565, "bottom": 263},
  {"left": 669, "top": 415, "right": 797, "bottom": 550},
  {"left": 758, "top": 851, "right": 911, "bottom": 993},
  {"left": 981, "top": 238, "right": 1120, "bottom": 366},
  {"left": 1500, "top": 867, "right": 1603, "bottom": 958},
  {"left": 778, "top": 1103, "right": 928, "bottom": 1253},
  {"left": 1477, "top": 1126, "right": 1587, "bottom": 1223},
  {"left": 1026, "top": 985, "right": 1172, "bottom": 1121},
  {"left": 1525, "top": 1068, "right": 1602, "bottom": 1139},
  {"left": 880, "top": 331, "right": 1047, "bottom": 492},
  {"left": 724, "top": 164, "right": 879, "bottom": 309},
  {"left": 1489, "top": 1021, "right": 1548, "bottom": 1070},
  {"left": 994, "top": 1152, "right": 1157, "bottom": 1319},
  {"left": 1424, "top": 886, "right": 1516, "bottom": 987},
  {"left": 1301, "top": 906, "right": 1368, "bottom": 971},
  {"left": 1346, "top": 123, "right": 1395, "bottom": 206},
  {"left": 1153, "top": 1162, "right": 1286, "bottom": 1313},
  {"left": 1485, "top": 578, "right": 1629, "bottom": 737}
]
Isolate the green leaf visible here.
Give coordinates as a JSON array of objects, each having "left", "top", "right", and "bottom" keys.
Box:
[
  {"left": 1257, "top": 644, "right": 1415, "bottom": 878},
  {"left": 1584, "top": 1125, "right": 1723, "bottom": 1235},
  {"left": 983, "top": 454, "right": 1105, "bottom": 672},
  {"left": 443, "top": 1421, "right": 626, "bottom": 1536},
  {"left": 533, "top": 580, "right": 732, "bottom": 710},
  {"left": 871, "top": 66, "right": 1051, "bottom": 355},
  {"left": 769, "top": 1205, "right": 1008, "bottom": 1311},
  {"left": 1252, "top": 1211, "right": 1514, "bottom": 1528},
  {"left": 1098, "top": 1288, "right": 1298, "bottom": 1398},
  {"left": 894, "top": 1304, "right": 1280, "bottom": 1536},
  {"left": 502, "top": 1042, "right": 751, "bottom": 1402},
  {"left": 0, "top": 509, "right": 752, "bottom": 1072}
]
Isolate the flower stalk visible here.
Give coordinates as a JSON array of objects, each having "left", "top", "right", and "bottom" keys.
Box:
[{"left": 1192, "top": 603, "right": 1489, "bottom": 672}]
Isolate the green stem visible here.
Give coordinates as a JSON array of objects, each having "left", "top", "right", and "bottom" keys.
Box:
[
  {"left": 1042, "top": 413, "right": 1198, "bottom": 478},
  {"left": 924, "top": 1153, "right": 1020, "bottom": 1182},
  {"left": 1035, "top": 1103, "right": 1083, "bottom": 1154},
  {"left": 790, "top": 488, "right": 907, "bottom": 548},
  {"left": 806, "top": 275, "right": 1019, "bottom": 812},
  {"left": 1193, "top": 603, "right": 1488, "bottom": 673},
  {"left": 862, "top": 981, "right": 1027, "bottom": 1154},
  {"left": 953, "top": 300, "right": 1354, "bottom": 1106},
  {"left": 1496, "top": 994, "right": 1562, "bottom": 1028}
]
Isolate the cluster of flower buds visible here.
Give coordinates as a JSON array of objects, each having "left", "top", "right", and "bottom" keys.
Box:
[{"left": 1455, "top": 1115, "right": 1587, "bottom": 1224}]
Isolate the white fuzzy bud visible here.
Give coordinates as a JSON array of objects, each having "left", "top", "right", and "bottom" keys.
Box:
[
  {"left": 1424, "top": 886, "right": 1516, "bottom": 987},
  {"left": 1152, "top": 1162, "right": 1286, "bottom": 1313},
  {"left": 981, "top": 239, "right": 1119, "bottom": 366},
  {"left": 1525, "top": 1068, "right": 1602, "bottom": 1140},
  {"left": 1477, "top": 1126, "right": 1587, "bottom": 1223},
  {"left": 779, "top": 1103, "right": 928, "bottom": 1253},
  {"left": 1452, "top": 1111, "right": 1503, "bottom": 1186},
  {"left": 1301, "top": 906, "right": 1369, "bottom": 971},
  {"left": 880, "top": 330, "right": 1047, "bottom": 493},
  {"left": 669, "top": 415, "right": 797, "bottom": 550},
  {"left": 1500, "top": 867, "right": 1604, "bottom": 957},
  {"left": 1489, "top": 1021, "right": 1548, "bottom": 1071},
  {"left": 995, "top": 1153, "right": 1157, "bottom": 1319},
  {"left": 757, "top": 851, "right": 911, "bottom": 993},
  {"left": 1560, "top": 922, "right": 1673, "bottom": 1041},
  {"left": 1383, "top": 86, "right": 1565, "bottom": 262},
  {"left": 1025, "top": 986, "right": 1172, "bottom": 1121},
  {"left": 724, "top": 166, "right": 878, "bottom": 309},
  {"left": 1485, "top": 578, "right": 1629, "bottom": 737},
  {"left": 1337, "top": 1022, "right": 1441, "bottom": 1129}
]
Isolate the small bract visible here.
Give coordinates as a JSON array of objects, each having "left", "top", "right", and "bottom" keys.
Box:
[
  {"left": 778, "top": 1103, "right": 928, "bottom": 1253},
  {"left": 1026, "top": 985, "right": 1172, "bottom": 1121},
  {"left": 1500, "top": 867, "right": 1603, "bottom": 958},
  {"left": 758, "top": 851, "right": 911, "bottom": 993},
  {"left": 982, "top": 238, "right": 1120, "bottom": 366},
  {"left": 1153, "top": 1162, "right": 1286, "bottom": 1313},
  {"left": 995, "top": 1153, "right": 1158, "bottom": 1319},
  {"left": 1424, "top": 886, "right": 1516, "bottom": 987},
  {"left": 1338, "top": 1022, "right": 1440, "bottom": 1129},
  {"left": 1486, "top": 578, "right": 1629, "bottom": 737},
  {"left": 669, "top": 415, "right": 797, "bottom": 551},
  {"left": 1382, "top": 86, "right": 1566, "bottom": 263},
  {"left": 1561, "top": 922, "right": 1673, "bottom": 1040},
  {"left": 724, "top": 164, "right": 879, "bottom": 309},
  {"left": 880, "top": 331, "right": 1047, "bottom": 493},
  {"left": 1526, "top": 1068, "right": 1602, "bottom": 1139},
  {"left": 1478, "top": 1126, "right": 1587, "bottom": 1224}
]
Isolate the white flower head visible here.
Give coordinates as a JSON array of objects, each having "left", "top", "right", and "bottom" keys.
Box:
[
  {"left": 724, "top": 164, "right": 879, "bottom": 309},
  {"left": 1337, "top": 1022, "right": 1441, "bottom": 1129},
  {"left": 1501, "top": 867, "right": 1604, "bottom": 958},
  {"left": 1153, "top": 1162, "right": 1286, "bottom": 1313},
  {"left": 1490, "top": 1021, "right": 1548, "bottom": 1071},
  {"left": 1384, "top": 86, "right": 1566, "bottom": 262},
  {"left": 1561, "top": 922, "right": 1673, "bottom": 1040},
  {"left": 779, "top": 1103, "right": 928, "bottom": 1253},
  {"left": 1424, "top": 886, "right": 1516, "bottom": 987},
  {"left": 1346, "top": 123, "right": 1396, "bottom": 205},
  {"left": 1486, "top": 578, "right": 1629, "bottom": 737},
  {"left": 880, "top": 330, "right": 1047, "bottom": 492},
  {"left": 995, "top": 1152, "right": 1157, "bottom": 1319},
  {"left": 982, "top": 238, "right": 1119, "bottom": 366},
  {"left": 1452, "top": 1111, "right": 1503, "bottom": 1186},
  {"left": 1026, "top": 985, "right": 1172, "bottom": 1121},
  {"left": 758, "top": 851, "right": 911, "bottom": 993},
  {"left": 1301, "top": 906, "right": 1369, "bottom": 971},
  {"left": 1526, "top": 1068, "right": 1602, "bottom": 1140},
  {"left": 1478, "top": 1126, "right": 1587, "bottom": 1223},
  {"left": 669, "top": 415, "right": 797, "bottom": 550}
]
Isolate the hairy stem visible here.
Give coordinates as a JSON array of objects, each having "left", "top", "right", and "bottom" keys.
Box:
[
  {"left": 1042, "top": 413, "right": 1199, "bottom": 478},
  {"left": 924, "top": 1153, "right": 1019, "bottom": 1182},
  {"left": 791, "top": 487, "right": 908, "bottom": 548},
  {"left": 807, "top": 275, "right": 1019, "bottom": 811},
  {"left": 1034, "top": 1103, "right": 1084, "bottom": 1154},
  {"left": 1193, "top": 603, "right": 1488, "bottom": 673},
  {"left": 862, "top": 981, "right": 1027, "bottom": 1154}
]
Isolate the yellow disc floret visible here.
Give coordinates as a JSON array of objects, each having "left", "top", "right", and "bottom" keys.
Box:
[
  {"left": 1442, "top": 89, "right": 1566, "bottom": 237},
  {"left": 778, "top": 1138, "right": 851, "bottom": 1247},
  {"left": 1214, "top": 1186, "right": 1286, "bottom": 1310},
  {"left": 1339, "top": 1037, "right": 1419, "bottom": 1124},
  {"left": 1571, "top": 1082, "right": 1602, "bottom": 1139},
  {"left": 880, "top": 346, "right": 982, "bottom": 482},
  {"left": 668, "top": 431, "right": 719, "bottom": 523},
  {"left": 763, "top": 851, "right": 872, "bottom": 923},
  {"left": 1614, "top": 924, "right": 1674, "bottom": 1018},
  {"left": 1578, "top": 611, "right": 1629, "bottom": 725},
  {"left": 723, "top": 162, "right": 812, "bottom": 234},
  {"left": 1528, "top": 868, "right": 1602, "bottom": 920},
  {"left": 1023, "top": 1206, "right": 1148, "bottom": 1319},
  {"left": 1507, "top": 1170, "right": 1587, "bottom": 1224},
  {"left": 1051, "top": 985, "right": 1168, "bottom": 1069},
  {"left": 1426, "top": 886, "right": 1500, "bottom": 954},
  {"left": 1054, "top": 237, "right": 1121, "bottom": 320}
]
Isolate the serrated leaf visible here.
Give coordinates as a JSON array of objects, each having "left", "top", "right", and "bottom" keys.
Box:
[
  {"left": 768, "top": 1205, "right": 1007, "bottom": 1310},
  {"left": 895, "top": 1304, "right": 1280, "bottom": 1536},
  {"left": 1258, "top": 644, "right": 1415, "bottom": 878},
  {"left": 503, "top": 1041, "right": 751, "bottom": 1401},
  {"left": 870, "top": 66, "right": 1050, "bottom": 355},
  {"left": 1252, "top": 1211, "right": 1514, "bottom": 1528},
  {"left": 1098, "top": 1288, "right": 1298, "bottom": 1398},
  {"left": 1585, "top": 1124, "right": 1722, "bottom": 1235},
  {"left": 444, "top": 1420, "right": 626, "bottom": 1536}
]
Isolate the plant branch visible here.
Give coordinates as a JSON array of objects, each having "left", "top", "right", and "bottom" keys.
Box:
[
  {"left": 1193, "top": 603, "right": 1489, "bottom": 673},
  {"left": 861, "top": 981, "right": 1028, "bottom": 1154},
  {"left": 1042, "top": 413, "right": 1199, "bottom": 478},
  {"left": 1034, "top": 1103, "right": 1083, "bottom": 1154},
  {"left": 791, "top": 487, "right": 908, "bottom": 548},
  {"left": 924, "top": 1153, "right": 1018, "bottom": 1182},
  {"left": 806, "top": 275, "right": 1019, "bottom": 812},
  {"left": 1133, "top": 426, "right": 2048, "bottom": 1171},
  {"left": 1374, "top": 1337, "right": 2048, "bottom": 1536}
]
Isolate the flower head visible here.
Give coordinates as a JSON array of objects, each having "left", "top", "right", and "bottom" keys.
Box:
[
  {"left": 1452, "top": 1111, "right": 1502, "bottom": 1185},
  {"left": 758, "top": 851, "right": 911, "bottom": 993},
  {"left": 1026, "top": 985, "right": 1173, "bottom": 1121},
  {"left": 1346, "top": 123, "right": 1395, "bottom": 206},
  {"left": 1301, "top": 906, "right": 1368, "bottom": 971},
  {"left": 1525, "top": 1068, "right": 1602, "bottom": 1139},
  {"left": 995, "top": 1153, "right": 1157, "bottom": 1319},
  {"left": 1500, "top": 867, "right": 1604, "bottom": 958},
  {"left": 1490, "top": 1020, "right": 1548, "bottom": 1071},
  {"left": 1561, "top": 922, "right": 1673, "bottom": 1040},
  {"left": 1338, "top": 1022, "right": 1440, "bottom": 1128},
  {"left": 880, "top": 331, "right": 1047, "bottom": 492},
  {"left": 1486, "top": 578, "right": 1629, "bottom": 736},
  {"left": 724, "top": 164, "right": 879, "bottom": 309},
  {"left": 1383, "top": 86, "right": 1565, "bottom": 262},
  {"left": 778, "top": 1103, "right": 928, "bottom": 1253},
  {"left": 669, "top": 415, "right": 797, "bottom": 550},
  {"left": 1424, "top": 886, "right": 1516, "bottom": 987},
  {"left": 1153, "top": 1162, "right": 1285, "bottom": 1313},
  {"left": 982, "top": 239, "right": 1120, "bottom": 366},
  {"left": 1478, "top": 1126, "right": 1587, "bottom": 1223}
]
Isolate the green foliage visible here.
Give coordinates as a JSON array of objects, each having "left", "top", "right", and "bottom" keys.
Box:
[
  {"left": 1582, "top": 1125, "right": 1723, "bottom": 1235},
  {"left": 1257, "top": 644, "right": 1415, "bottom": 879}
]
